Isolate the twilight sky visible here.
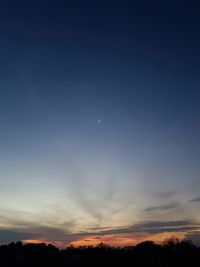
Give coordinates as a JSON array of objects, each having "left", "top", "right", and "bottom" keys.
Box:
[{"left": 0, "top": 0, "right": 200, "bottom": 247}]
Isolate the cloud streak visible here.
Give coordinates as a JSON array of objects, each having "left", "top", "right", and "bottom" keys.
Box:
[
  {"left": 190, "top": 196, "right": 200, "bottom": 202},
  {"left": 78, "top": 220, "right": 200, "bottom": 236},
  {"left": 144, "top": 204, "right": 179, "bottom": 212},
  {"left": 0, "top": 219, "right": 199, "bottom": 246}
]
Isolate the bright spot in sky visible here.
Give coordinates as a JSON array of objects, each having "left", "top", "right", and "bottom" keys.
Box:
[{"left": 97, "top": 120, "right": 102, "bottom": 124}]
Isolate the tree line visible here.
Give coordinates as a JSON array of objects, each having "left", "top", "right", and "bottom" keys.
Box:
[{"left": 0, "top": 238, "right": 199, "bottom": 266}]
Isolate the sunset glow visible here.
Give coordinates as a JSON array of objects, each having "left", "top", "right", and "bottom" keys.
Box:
[{"left": 0, "top": 0, "right": 200, "bottom": 249}]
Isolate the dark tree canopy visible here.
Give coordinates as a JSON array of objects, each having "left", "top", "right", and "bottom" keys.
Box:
[{"left": 0, "top": 239, "right": 199, "bottom": 267}]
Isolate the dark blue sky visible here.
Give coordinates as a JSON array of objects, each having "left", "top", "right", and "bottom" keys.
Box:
[{"left": 0, "top": 0, "right": 200, "bottom": 246}]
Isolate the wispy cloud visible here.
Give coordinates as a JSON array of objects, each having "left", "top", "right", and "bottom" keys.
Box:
[
  {"left": 144, "top": 203, "right": 178, "bottom": 212},
  {"left": 189, "top": 196, "right": 200, "bottom": 202},
  {"left": 77, "top": 219, "right": 200, "bottom": 236},
  {"left": 66, "top": 167, "right": 125, "bottom": 226},
  {"left": 0, "top": 226, "right": 83, "bottom": 245},
  {"left": 0, "top": 219, "right": 199, "bottom": 245}
]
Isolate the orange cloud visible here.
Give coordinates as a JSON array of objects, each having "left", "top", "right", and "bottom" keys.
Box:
[{"left": 70, "top": 231, "right": 187, "bottom": 247}]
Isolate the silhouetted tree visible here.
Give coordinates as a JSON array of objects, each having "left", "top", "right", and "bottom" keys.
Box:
[{"left": 0, "top": 239, "right": 199, "bottom": 267}]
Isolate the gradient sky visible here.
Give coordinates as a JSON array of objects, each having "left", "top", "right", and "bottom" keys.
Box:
[{"left": 0, "top": 0, "right": 200, "bottom": 247}]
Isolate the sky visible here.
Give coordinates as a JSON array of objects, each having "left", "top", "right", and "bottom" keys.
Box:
[{"left": 0, "top": 0, "right": 200, "bottom": 247}]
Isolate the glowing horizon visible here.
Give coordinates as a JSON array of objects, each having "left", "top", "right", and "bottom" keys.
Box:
[{"left": 0, "top": 1, "right": 200, "bottom": 248}]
